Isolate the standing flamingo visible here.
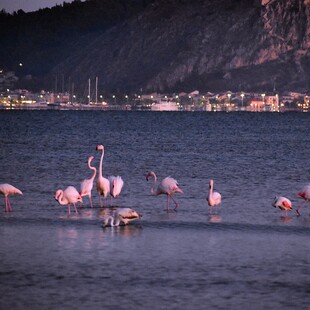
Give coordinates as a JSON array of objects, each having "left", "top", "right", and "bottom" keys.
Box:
[
  {"left": 0, "top": 183, "right": 23, "bottom": 212},
  {"left": 55, "top": 186, "right": 82, "bottom": 216},
  {"left": 96, "top": 144, "right": 110, "bottom": 207},
  {"left": 207, "top": 179, "right": 222, "bottom": 213},
  {"left": 272, "top": 196, "right": 292, "bottom": 217},
  {"left": 108, "top": 176, "right": 124, "bottom": 205},
  {"left": 103, "top": 207, "right": 142, "bottom": 227},
  {"left": 296, "top": 184, "right": 310, "bottom": 216},
  {"left": 80, "top": 156, "right": 97, "bottom": 208},
  {"left": 146, "top": 171, "right": 183, "bottom": 210}
]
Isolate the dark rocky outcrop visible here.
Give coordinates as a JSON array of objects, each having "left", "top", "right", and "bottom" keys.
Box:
[{"left": 1, "top": 0, "right": 309, "bottom": 93}]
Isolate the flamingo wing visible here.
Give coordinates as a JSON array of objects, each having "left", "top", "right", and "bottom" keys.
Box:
[
  {"left": 158, "top": 177, "right": 181, "bottom": 195},
  {"left": 282, "top": 199, "right": 292, "bottom": 210}
]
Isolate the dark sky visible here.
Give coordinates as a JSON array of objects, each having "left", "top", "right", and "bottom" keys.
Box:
[{"left": 0, "top": 0, "right": 76, "bottom": 13}]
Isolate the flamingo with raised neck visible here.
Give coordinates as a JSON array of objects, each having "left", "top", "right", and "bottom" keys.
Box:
[
  {"left": 96, "top": 144, "right": 110, "bottom": 207},
  {"left": 80, "top": 156, "right": 97, "bottom": 208}
]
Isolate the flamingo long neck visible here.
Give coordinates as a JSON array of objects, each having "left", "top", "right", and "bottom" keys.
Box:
[
  {"left": 150, "top": 172, "right": 157, "bottom": 195},
  {"left": 57, "top": 191, "right": 66, "bottom": 205},
  {"left": 88, "top": 160, "right": 97, "bottom": 181},
  {"left": 208, "top": 182, "right": 214, "bottom": 204},
  {"left": 105, "top": 215, "right": 121, "bottom": 227},
  {"left": 99, "top": 149, "right": 104, "bottom": 178}
]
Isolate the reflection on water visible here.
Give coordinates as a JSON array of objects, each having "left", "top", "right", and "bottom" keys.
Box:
[
  {"left": 208, "top": 214, "right": 222, "bottom": 223},
  {"left": 279, "top": 216, "right": 292, "bottom": 223},
  {"left": 102, "top": 224, "right": 142, "bottom": 238}
]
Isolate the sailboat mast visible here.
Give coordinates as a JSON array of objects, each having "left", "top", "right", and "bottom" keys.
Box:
[
  {"left": 88, "top": 78, "right": 91, "bottom": 105},
  {"left": 95, "top": 76, "right": 98, "bottom": 105}
]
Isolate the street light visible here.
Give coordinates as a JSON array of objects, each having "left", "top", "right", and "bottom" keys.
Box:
[{"left": 241, "top": 93, "right": 244, "bottom": 109}]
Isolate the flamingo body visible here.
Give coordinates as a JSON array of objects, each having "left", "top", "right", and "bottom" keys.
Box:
[
  {"left": 103, "top": 207, "right": 142, "bottom": 227},
  {"left": 55, "top": 186, "right": 82, "bottom": 216},
  {"left": 146, "top": 171, "right": 183, "bottom": 210},
  {"left": 207, "top": 179, "right": 221, "bottom": 209},
  {"left": 0, "top": 183, "right": 23, "bottom": 212},
  {"left": 80, "top": 156, "right": 97, "bottom": 208},
  {"left": 96, "top": 145, "right": 110, "bottom": 206},
  {"left": 272, "top": 196, "right": 292, "bottom": 216},
  {"left": 109, "top": 176, "right": 124, "bottom": 199},
  {"left": 296, "top": 184, "right": 310, "bottom": 216}
]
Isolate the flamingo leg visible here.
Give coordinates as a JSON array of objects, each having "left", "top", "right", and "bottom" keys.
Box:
[
  {"left": 73, "top": 203, "right": 78, "bottom": 214},
  {"left": 296, "top": 201, "right": 307, "bottom": 216},
  {"left": 67, "top": 204, "right": 71, "bottom": 217},
  {"left": 99, "top": 195, "right": 103, "bottom": 208},
  {"left": 6, "top": 196, "right": 12, "bottom": 212},
  {"left": 89, "top": 195, "right": 93, "bottom": 208},
  {"left": 166, "top": 195, "right": 170, "bottom": 210},
  {"left": 171, "top": 196, "right": 179, "bottom": 210},
  {"left": 5, "top": 196, "right": 9, "bottom": 212}
]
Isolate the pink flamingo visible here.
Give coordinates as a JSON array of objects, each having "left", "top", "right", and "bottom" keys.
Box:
[
  {"left": 207, "top": 179, "right": 222, "bottom": 213},
  {"left": 96, "top": 145, "right": 110, "bottom": 207},
  {"left": 272, "top": 196, "right": 292, "bottom": 217},
  {"left": 108, "top": 176, "right": 124, "bottom": 205},
  {"left": 146, "top": 171, "right": 183, "bottom": 210},
  {"left": 296, "top": 184, "right": 310, "bottom": 216},
  {"left": 0, "top": 183, "right": 23, "bottom": 212},
  {"left": 55, "top": 186, "right": 82, "bottom": 216},
  {"left": 103, "top": 207, "right": 142, "bottom": 227},
  {"left": 80, "top": 156, "right": 97, "bottom": 208}
]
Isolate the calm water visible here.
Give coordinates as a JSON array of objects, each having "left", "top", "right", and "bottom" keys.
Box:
[{"left": 0, "top": 110, "right": 309, "bottom": 309}]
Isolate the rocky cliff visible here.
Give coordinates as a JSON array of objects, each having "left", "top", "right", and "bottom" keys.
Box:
[{"left": 4, "top": 0, "right": 310, "bottom": 93}]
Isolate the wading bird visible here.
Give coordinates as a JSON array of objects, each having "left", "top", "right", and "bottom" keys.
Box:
[
  {"left": 96, "top": 145, "right": 110, "bottom": 207},
  {"left": 0, "top": 183, "right": 23, "bottom": 212},
  {"left": 80, "top": 156, "right": 97, "bottom": 208},
  {"left": 296, "top": 184, "right": 310, "bottom": 216},
  {"left": 207, "top": 179, "right": 222, "bottom": 213},
  {"left": 146, "top": 171, "right": 183, "bottom": 210},
  {"left": 109, "top": 175, "right": 124, "bottom": 205},
  {"left": 272, "top": 196, "right": 292, "bottom": 217},
  {"left": 55, "top": 186, "right": 82, "bottom": 216},
  {"left": 103, "top": 207, "right": 142, "bottom": 227}
]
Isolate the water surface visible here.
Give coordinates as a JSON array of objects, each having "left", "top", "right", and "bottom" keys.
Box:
[{"left": 0, "top": 111, "right": 309, "bottom": 309}]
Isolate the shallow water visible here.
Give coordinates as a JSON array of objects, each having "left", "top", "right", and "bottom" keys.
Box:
[{"left": 0, "top": 111, "right": 309, "bottom": 309}]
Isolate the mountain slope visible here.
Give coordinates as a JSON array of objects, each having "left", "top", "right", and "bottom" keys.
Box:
[
  {"left": 1, "top": 0, "right": 309, "bottom": 93},
  {"left": 50, "top": 0, "right": 310, "bottom": 93}
]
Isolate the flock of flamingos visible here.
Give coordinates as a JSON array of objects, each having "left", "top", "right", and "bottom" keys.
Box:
[{"left": 0, "top": 144, "right": 310, "bottom": 226}]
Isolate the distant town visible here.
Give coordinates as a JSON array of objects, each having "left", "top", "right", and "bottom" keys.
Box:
[{"left": 0, "top": 70, "right": 309, "bottom": 112}]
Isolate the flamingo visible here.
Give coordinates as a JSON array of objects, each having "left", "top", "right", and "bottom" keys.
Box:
[
  {"left": 80, "top": 156, "right": 97, "bottom": 208},
  {"left": 96, "top": 144, "right": 110, "bottom": 207},
  {"left": 109, "top": 175, "right": 124, "bottom": 205},
  {"left": 146, "top": 171, "right": 183, "bottom": 210},
  {"left": 0, "top": 183, "right": 23, "bottom": 212},
  {"left": 103, "top": 207, "right": 142, "bottom": 227},
  {"left": 55, "top": 186, "right": 82, "bottom": 216},
  {"left": 296, "top": 184, "right": 310, "bottom": 216},
  {"left": 272, "top": 196, "right": 292, "bottom": 217},
  {"left": 207, "top": 179, "right": 222, "bottom": 213}
]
